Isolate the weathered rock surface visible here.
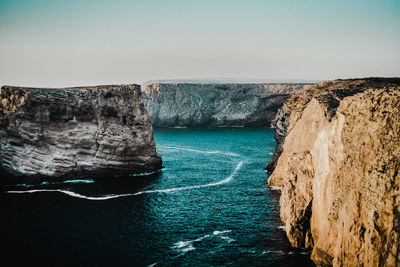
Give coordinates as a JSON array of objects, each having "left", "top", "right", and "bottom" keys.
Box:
[
  {"left": 142, "top": 83, "right": 313, "bottom": 127},
  {"left": 267, "top": 78, "right": 400, "bottom": 266},
  {"left": 0, "top": 84, "right": 162, "bottom": 183}
]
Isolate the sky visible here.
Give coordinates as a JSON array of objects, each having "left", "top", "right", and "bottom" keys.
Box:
[{"left": 0, "top": 0, "right": 399, "bottom": 87}]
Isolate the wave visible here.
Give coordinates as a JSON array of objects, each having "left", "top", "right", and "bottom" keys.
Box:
[
  {"left": 218, "top": 235, "right": 235, "bottom": 243},
  {"left": 213, "top": 230, "right": 235, "bottom": 243},
  {"left": 172, "top": 234, "right": 211, "bottom": 249},
  {"left": 213, "top": 230, "right": 232, "bottom": 235},
  {"left": 158, "top": 146, "right": 240, "bottom": 157},
  {"left": 171, "top": 229, "right": 233, "bottom": 256},
  {"left": 171, "top": 234, "right": 211, "bottom": 256},
  {"left": 6, "top": 161, "right": 244, "bottom": 201},
  {"left": 277, "top": 225, "right": 286, "bottom": 231},
  {"left": 5, "top": 189, "right": 133, "bottom": 200}
]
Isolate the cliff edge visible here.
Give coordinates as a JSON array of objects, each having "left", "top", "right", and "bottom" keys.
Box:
[
  {"left": 267, "top": 78, "right": 400, "bottom": 266},
  {"left": 0, "top": 84, "right": 162, "bottom": 183},
  {"left": 142, "top": 83, "right": 313, "bottom": 127}
]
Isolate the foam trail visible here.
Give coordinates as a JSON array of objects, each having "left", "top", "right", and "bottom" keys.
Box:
[
  {"left": 158, "top": 146, "right": 240, "bottom": 157},
  {"left": 6, "top": 161, "right": 244, "bottom": 201},
  {"left": 6, "top": 189, "right": 133, "bottom": 200},
  {"left": 135, "top": 161, "right": 243, "bottom": 195}
]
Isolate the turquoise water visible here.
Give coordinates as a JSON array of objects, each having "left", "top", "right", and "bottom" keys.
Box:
[{"left": 2, "top": 128, "right": 314, "bottom": 266}]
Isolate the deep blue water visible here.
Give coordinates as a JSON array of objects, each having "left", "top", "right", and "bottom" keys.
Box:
[{"left": 2, "top": 128, "right": 314, "bottom": 266}]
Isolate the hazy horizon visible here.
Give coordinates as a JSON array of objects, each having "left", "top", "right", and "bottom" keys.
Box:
[{"left": 1, "top": 0, "right": 399, "bottom": 87}]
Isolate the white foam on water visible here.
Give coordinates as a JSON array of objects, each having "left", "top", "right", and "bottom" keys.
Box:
[
  {"left": 171, "top": 234, "right": 212, "bottom": 256},
  {"left": 268, "top": 185, "right": 282, "bottom": 191},
  {"left": 172, "top": 234, "right": 211, "bottom": 249},
  {"left": 171, "top": 230, "right": 235, "bottom": 258},
  {"left": 173, "top": 240, "right": 192, "bottom": 249},
  {"left": 219, "top": 235, "right": 235, "bottom": 243},
  {"left": 40, "top": 179, "right": 95, "bottom": 185},
  {"left": 193, "top": 234, "right": 211, "bottom": 242},
  {"left": 133, "top": 161, "right": 243, "bottom": 195},
  {"left": 213, "top": 230, "right": 232, "bottom": 236},
  {"left": 180, "top": 244, "right": 195, "bottom": 254},
  {"left": 278, "top": 225, "right": 286, "bottom": 231},
  {"left": 158, "top": 146, "right": 240, "bottom": 157},
  {"left": 213, "top": 230, "right": 234, "bottom": 243},
  {"left": 6, "top": 161, "right": 244, "bottom": 201},
  {"left": 62, "top": 179, "right": 95, "bottom": 184},
  {"left": 262, "top": 250, "right": 285, "bottom": 255},
  {"left": 6, "top": 189, "right": 130, "bottom": 200}
]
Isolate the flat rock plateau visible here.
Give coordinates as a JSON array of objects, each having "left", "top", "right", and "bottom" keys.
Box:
[
  {"left": 0, "top": 84, "right": 162, "bottom": 184},
  {"left": 267, "top": 78, "right": 400, "bottom": 266},
  {"left": 142, "top": 82, "right": 313, "bottom": 127}
]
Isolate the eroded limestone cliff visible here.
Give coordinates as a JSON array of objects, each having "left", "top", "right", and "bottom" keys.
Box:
[
  {"left": 142, "top": 83, "right": 313, "bottom": 127},
  {"left": 0, "top": 84, "right": 162, "bottom": 183},
  {"left": 267, "top": 78, "right": 400, "bottom": 266}
]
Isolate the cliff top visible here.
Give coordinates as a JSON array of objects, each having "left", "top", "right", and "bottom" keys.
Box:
[
  {"left": 1, "top": 84, "right": 140, "bottom": 92},
  {"left": 283, "top": 77, "right": 400, "bottom": 120},
  {"left": 0, "top": 84, "right": 141, "bottom": 114},
  {"left": 143, "top": 82, "right": 315, "bottom": 97},
  {"left": 146, "top": 82, "right": 315, "bottom": 87}
]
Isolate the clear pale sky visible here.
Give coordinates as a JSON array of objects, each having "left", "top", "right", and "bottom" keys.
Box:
[{"left": 0, "top": 0, "right": 399, "bottom": 87}]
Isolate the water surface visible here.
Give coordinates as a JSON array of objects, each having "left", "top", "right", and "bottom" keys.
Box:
[{"left": 2, "top": 128, "right": 314, "bottom": 266}]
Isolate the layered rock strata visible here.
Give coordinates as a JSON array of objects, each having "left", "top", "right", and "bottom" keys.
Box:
[
  {"left": 0, "top": 84, "right": 162, "bottom": 183},
  {"left": 267, "top": 78, "right": 400, "bottom": 266},
  {"left": 142, "top": 83, "right": 313, "bottom": 127}
]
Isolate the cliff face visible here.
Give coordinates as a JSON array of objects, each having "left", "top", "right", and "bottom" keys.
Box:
[
  {"left": 0, "top": 84, "right": 162, "bottom": 183},
  {"left": 142, "top": 83, "right": 313, "bottom": 127},
  {"left": 267, "top": 78, "right": 400, "bottom": 266}
]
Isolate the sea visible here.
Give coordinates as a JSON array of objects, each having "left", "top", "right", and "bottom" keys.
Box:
[{"left": 2, "top": 128, "right": 314, "bottom": 266}]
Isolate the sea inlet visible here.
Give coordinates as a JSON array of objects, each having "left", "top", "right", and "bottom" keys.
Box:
[{"left": 3, "top": 128, "right": 314, "bottom": 266}]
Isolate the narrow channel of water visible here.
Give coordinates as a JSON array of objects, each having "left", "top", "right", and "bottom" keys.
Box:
[{"left": 2, "top": 128, "right": 314, "bottom": 266}]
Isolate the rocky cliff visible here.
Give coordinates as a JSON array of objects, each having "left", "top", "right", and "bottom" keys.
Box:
[
  {"left": 267, "top": 78, "right": 400, "bottom": 266},
  {"left": 0, "top": 84, "right": 162, "bottom": 183},
  {"left": 142, "top": 83, "right": 313, "bottom": 127}
]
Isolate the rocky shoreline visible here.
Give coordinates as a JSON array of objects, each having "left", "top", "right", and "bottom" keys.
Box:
[
  {"left": 267, "top": 78, "right": 400, "bottom": 266},
  {"left": 0, "top": 84, "right": 162, "bottom": 184}
]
